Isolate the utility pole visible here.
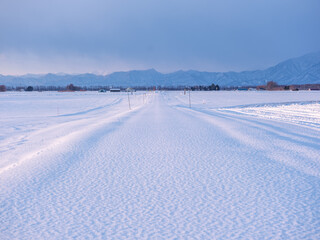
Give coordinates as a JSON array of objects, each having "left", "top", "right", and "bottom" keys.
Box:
[
  {"left": 127, "top": 91, "right": 131, "bottom": 110},
  {"left": 189, "top": 89, "right": 191, "bottom": 108}
]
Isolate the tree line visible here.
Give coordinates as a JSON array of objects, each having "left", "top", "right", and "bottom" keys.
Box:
[{"left": 0, "top": 83, "right": 221, "bottom": 92}]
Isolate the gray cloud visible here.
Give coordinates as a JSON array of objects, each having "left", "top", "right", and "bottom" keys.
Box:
[{"left": 1, "top": 0, "right": 319, "bottom": 74}]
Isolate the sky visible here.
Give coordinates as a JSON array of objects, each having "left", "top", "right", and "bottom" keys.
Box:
[{"left": 0, "top": 0, "right": 319, "bottom": 75}]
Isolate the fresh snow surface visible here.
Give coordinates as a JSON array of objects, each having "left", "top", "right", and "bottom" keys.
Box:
[
  {"left": 222, "top": 102, "right": 320, "bottom": 129},
  {"left": 1, "top": 90, "right": 320, "bottom": 239}
]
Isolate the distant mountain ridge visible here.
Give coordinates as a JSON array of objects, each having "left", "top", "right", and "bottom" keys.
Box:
[{"left": 1, "top": 52, "right": 319, "bottom": 87}]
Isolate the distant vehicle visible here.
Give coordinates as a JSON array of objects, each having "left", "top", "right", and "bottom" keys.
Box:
[
  {"left": 98, "top": 89, "right": 106, "bottom": 92},
  {"left": 110, "top": 88, "right": 121, "bottom": 92}
]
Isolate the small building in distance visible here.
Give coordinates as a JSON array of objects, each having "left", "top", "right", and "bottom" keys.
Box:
[
  {"left": 110, "top": 88, "right": 121, "bottom": 92},
  {"left": 237, "top": 87, "right": 248, "bottom": 91},
  {"left": 126, "top": 88, "right": 136, "bottom": 93}
]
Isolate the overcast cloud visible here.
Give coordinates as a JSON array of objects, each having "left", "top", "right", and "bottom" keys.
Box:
[{"left": 0, "top": 0, "right": 319, "bottom": 75}]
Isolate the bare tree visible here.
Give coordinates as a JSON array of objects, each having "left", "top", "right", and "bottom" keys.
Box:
[{"left": 266, "top": 81, "right": 278, "bottom": 90}]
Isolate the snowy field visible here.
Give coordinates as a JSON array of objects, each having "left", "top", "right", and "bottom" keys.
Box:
[{"left": 1, "top": 90, "right": 320, "bottom": 239}]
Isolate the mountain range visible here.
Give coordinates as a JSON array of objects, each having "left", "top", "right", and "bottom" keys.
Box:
[{"left": 1, "top": 52, "right": 319, "bottom": 87}]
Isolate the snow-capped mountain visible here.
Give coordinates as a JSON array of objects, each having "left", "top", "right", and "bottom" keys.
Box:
[{"left": 1, "top": 52, "right": 319, "bottom": 87}]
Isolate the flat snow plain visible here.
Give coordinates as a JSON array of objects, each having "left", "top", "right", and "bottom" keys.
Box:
[{"left": 1, "top": 91, "right": 320, "bottom": 239}]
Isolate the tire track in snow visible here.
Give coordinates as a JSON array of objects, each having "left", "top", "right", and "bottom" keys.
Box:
[
  {"left": 175, "top": 104, "right": 320, "bottom": 178},
  {"left": 0, "top": 94, "right": 144, "bottom": 174}
]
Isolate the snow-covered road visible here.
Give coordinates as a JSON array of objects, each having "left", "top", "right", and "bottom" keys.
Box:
[{"left": 1, "top": 91, "right": 320, "bottom": 239}]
